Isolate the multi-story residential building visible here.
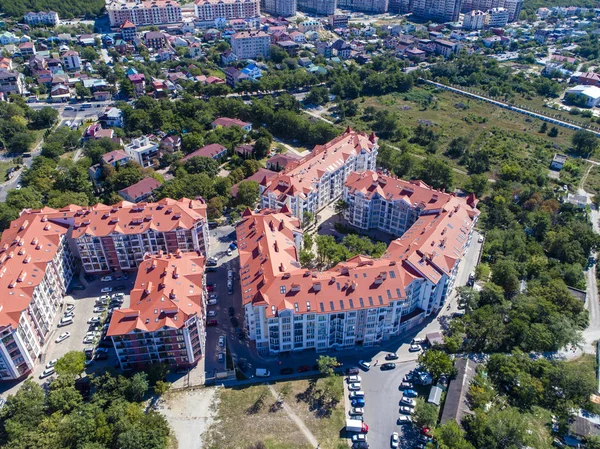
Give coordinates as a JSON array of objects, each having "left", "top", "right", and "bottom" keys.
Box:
[
  {"left": 49, "top": 198, "right": 209, "bottom": 273},
  {"left": 412, "top": 0, "right": 463, "bottom": 22},
  {"left": 124, "top": 136, "right": 160, "bottom": 168},
  {"left": 61, "top": 50, "right": 81, "bottom": 71},
  {"left": 231, "top": 31, "right": 271, "bottom": 59},
  {"left": 0, "top": 70, "right": 25, "bottom": 96},
  {"left": 195, "top": 0, "right": 260, "bottom": 21},
  {"left": 486, "top": 6, "right": 509, "bottom": 26},
  {"left": 108, "top": 251, "right": 207, "bottom": 370},
  {"left": 337, "top": 0, "right": 389, "bottom": 13},
  {"left": 106, "top": 0, "right": 182, "bottom": 27},
  {"left": 389, "top": 0, "right": 411, "bottom": 13},
  {"left": 120, "top": 20, "right": 137, "bottom": 41},
  {"left": 463, "top": 9, "right": 486, "bottom": 29},
  {"left": 144, "top": 31, "right": 167, "bottom": 50},
  {"left": 260, "top": 128, "right": 378, "bottom": 219},
  {"left": 261, "top": 0, "right": 296, "bottom": 17},
  {"left": 0, "top": 212, "right": 76, "bottom": 380},
  {"left": 328, "top": 14, "right": 349, "bottom": 28},
  {"left": 24, "top": 11, "right": 60, "bottom": 26},
  {"left": 298, "top": 19, "right": 323, "bottom": 31},
  {"left": 434, "top": 39, "right": 461, "bottom": 57},
  {"left": 297, "top": 0, "right": 335, "bottom": 16},
  {"left": 462, "top": 0, "right": 519, "bottom": 21},
  {"left": 237, "top": 191, "right": 479, "bottom": 355}
]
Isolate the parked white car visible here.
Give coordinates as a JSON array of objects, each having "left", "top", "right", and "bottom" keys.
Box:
[
  {"left": 93, "top": 306, "right": 106, "bottom": 313},
  {"left": 55, "top": 332, "right": 70, "bottom": 343},
  {"left": 207, "top": 310, "right": 217, "bottom": 317},
  {"left": 88, "top": 316, "right": 101, "bottom": 324},
  {"left": 400, "top": 397, "right": 416, "bottom": 407},
  {"left": 101, "top": 276, "right": 113, "bottom": 282},
  {"left": 358, "top": 360, "right": 371, "bottom": 370},
  {"left": 219, "top": 336, "right": 225, "bottom": 347},
  {"left": 391, "top": 432, "right": 399, "bottom": 448},
  {"left": 348, "top": 382, "right": 362, "bottom": 391},
  {"left": 46, "top": 359, "right": 57, "bottom": 369},
  {"left": 347, "top": 375, "right": 362, "bottom": 383},
  {"left": 39, "top": 367, "right": 55, "bottom": 379},
  {"left": 101, "top": 287, "right": 113, "bottom": 293}
]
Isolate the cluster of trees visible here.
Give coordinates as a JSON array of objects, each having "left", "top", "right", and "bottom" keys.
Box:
[
  {"left": 0, "top": 99, "right": 58, "bottom": 153},
  {"left": 0, "top": 0, "right": 105, "bottom": 19},
  {"left": 0, "top": 370, "right": 170, "bottom": 449},
  {"left": 377, "top": 143, "right": 455, "bottom": 191},
  {"left": 429, "top": 54, "right": 562, "bottom": 101},
  {"left": 299, "top": 233, "right": 388, "bottom": 268}
]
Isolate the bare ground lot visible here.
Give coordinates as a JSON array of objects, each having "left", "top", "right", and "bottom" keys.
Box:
[{"left": 160, "top": 387, "right": 219, "bottom": 449}]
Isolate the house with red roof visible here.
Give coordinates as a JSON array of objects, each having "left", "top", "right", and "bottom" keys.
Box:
[
  {"left": 211, "top": 117, "right": 252, "bottom": 132},
  {"left": 128, "top": 73, "right": 146, "bottom": 94},
  {"left": 108, "top": 251, "right": 206, "bottom": 371},
  {"left": 182, "top": 143, "right": 227, "bottom": 161},
  {"left": 118, "top": 177, "right": 162, "bottom": 203}
]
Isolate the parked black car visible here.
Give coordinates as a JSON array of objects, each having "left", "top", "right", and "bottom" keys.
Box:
[
  {"left": 380, "top": 362, "right": 396, "bottom": 371},
  {"left": 280, "top": 367, "right": 294, "bottom": 375},
  {"left": 346, "top": 367, "right": 360, "bottom": 375}
]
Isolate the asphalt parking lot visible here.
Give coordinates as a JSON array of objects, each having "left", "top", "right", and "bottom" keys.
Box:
[
  {"left": 343, "top": 360, "right": 421, "bottom": 449},
  {"left": 34, "top": 275, "right": 134, "bottom": 384}
]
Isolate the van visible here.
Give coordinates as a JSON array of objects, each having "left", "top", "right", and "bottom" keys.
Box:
[
  {"left": 255, "top": 368, "right": 270, "bottom": 377},
  {"left": 59, "top": 316, "right": 73, "bottom": 326}
]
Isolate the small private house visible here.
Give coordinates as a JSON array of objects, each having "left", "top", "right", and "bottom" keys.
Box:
[
  {"left": 551, "top": 153, "right": 567, "bottom": 171},
  {"left": 440, "top": 358, "right": 478, "bottom": 427},
  {"left": 211, "top": 117, "right": 252, "bottom": 132},
  {"left": 182, "top": 143, "right": 227, "bottom": 161},
  {"left": 118, "top": 177, "right": 161, "bottom": 203},
  {"left": 566, "top": 85, "right": 600, "bottom": 107}
]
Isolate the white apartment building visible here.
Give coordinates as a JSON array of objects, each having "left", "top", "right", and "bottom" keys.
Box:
[
  {"left": 24, "top": 11, "right": 60, "bottom": 26},
  {"left": 463, "top": 10, "right": 486, "bottom": 29},
  {"left": 0, "top": 213, "right": 75, "bottom": 380},
  {"left": 238, "top": 188, "right": 479, "bottom": 355},
  {"left": 195, "top": 0, "right": 260, "bottom": 21},
  {"left": 106, "top": 0, "right": 182, "bottom": 27},
  {"left": 230, "top": 31, "right": 271, "bottom": 59},
  {"left": 486, "top": 7, "right": 509, "bottom": 26},
  {"left": 502, "top": 0, "right": 522, "bottom": 21},
  {"left": 260, "top": 128, "right": 379, "bottom": 219},
  {"left": 125, "top": 136, "right": 160, "bottom": 168}
]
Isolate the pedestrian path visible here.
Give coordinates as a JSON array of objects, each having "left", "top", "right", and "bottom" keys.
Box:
[{"left": 267, "top": 384, "right": 319, "bottom": 448}]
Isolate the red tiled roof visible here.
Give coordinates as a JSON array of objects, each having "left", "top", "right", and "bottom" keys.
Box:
[
  {"left": 237, "top": 192, "right": 479, "bottom": 318},
  {"left": 345, "top": 171, "right": 451, "bottom": 210},
  {"left": 0, "top": 213, "right": 70, "bottom": 329},
  {"left": 118, "top": 177, "right": 162, "bottom": 200},
  {"left": 263, "top": 129, "right": 377, "bottom": 199},
  {"left": 107, "top": 252, "right": 205, "bottom": 336},
  {"left": 101, "top": 149, "right": 130, "bottom": 165},
  {"left": 37, "top": 198, "right": 207, "bottom": 240},
  {"left": 212, "top": 117, "right": 251, "bottom": 129},
  {"left": 182, "top": 143, "right": 227, "bottom": 160}
]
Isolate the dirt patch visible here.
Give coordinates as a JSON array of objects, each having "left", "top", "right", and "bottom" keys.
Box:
[{"left": 160, "top": 387, "right": 219, "bottom": 449}]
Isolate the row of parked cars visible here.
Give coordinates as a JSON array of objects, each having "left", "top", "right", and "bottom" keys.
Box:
[{"left": 346, "top": 366, "right": 369, "bottom": 449}]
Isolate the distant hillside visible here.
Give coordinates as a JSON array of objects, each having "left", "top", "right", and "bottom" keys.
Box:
[
  {"left": 523, "top": 0, "right": 597, "bottom": 13},
  {"left": 0, "top": 0, "right": 105, "bottom": 20}
]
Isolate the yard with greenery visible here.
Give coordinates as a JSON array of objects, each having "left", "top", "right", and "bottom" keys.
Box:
[{"left": 203, "top": 377, "right": 346, "bottom": 449}]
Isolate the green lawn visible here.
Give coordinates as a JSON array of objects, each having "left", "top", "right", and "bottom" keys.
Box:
[
  {"left": 0, "top": 160, "right": 16, "bottom": 182},
  {"left": 202, "top": 377, "right": 346, "bottom": 449},
  {"left": 335, "top": 86, "right": 584, "bottom": 188}
]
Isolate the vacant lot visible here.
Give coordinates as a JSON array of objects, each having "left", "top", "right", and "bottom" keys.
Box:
[
  {"left": 160, "top": 387, "right": 219, "bottom": 449},
  {"left": 202, "top": 377, "right": 347, "bottom": 449}
]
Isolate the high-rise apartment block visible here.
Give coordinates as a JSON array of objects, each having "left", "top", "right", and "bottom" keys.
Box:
[
  {"left": 0, "top": 212, "right": 76, "bottom": 380},
  {"left": 106, "top": 0, "right": 182, "bottom": 27},
  {"left": 297, "top": 0, "right": 336, "bottom": 15},
  {"left": 195, "top": 0, "right": 260, "bottom": 21},
  {"left": 486, "top": 6, "right": 509, "bottom": 26},
  {"left": 461, "top": 0, "right": 521, "bottom": 22},
  {"left": 463, "top": 9, "right": 486, "bottom": 29},
  {"left": 260, "top": 128, "right": 378, "bottom": 219},
  {"left": 108, "top": 252, "right": 207, "bottom": 371},
  {"left": 411, "top": 0, "right": 463, "bottom": 22},
  {"left": 231, "top": 31, "right": 271, "bottom": 59},
  {"left": 238, "top": 181, "right": 479, "bottom": 355},
  {"left": 337, "top": 0, "right": 389, "bottom": 13},
  {"left": 261, "top": 0, "right": 296, "bottom": 17}
]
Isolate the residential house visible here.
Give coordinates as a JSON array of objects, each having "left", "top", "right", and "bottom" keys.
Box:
[
  {"left": 276, "top": 40, "right": 299, "bottom": 56},
  {"left": 232, "top": 167, "right": 277, "bottom": 197},
  {"left": 182, "top": 143, "right": 228, "bottom": 160},
  {"left": 121, "top": 20, "right": 137, "bottom": 41},
  {"left": 221, "top": 50, "right": 238, "bottom": 65},
  {"left": 0, "top": 70, "right": 25, "bottom": 96},
  {"left": 101, "top": 150, "right": 131, "bottom": 167},
  {"left": 434, "top": 39, "right": 461, "bottom": 58},
  {"left": 124, "top": 136, "right": 160, "bottom": 167},
  {"left": 223, "top": 66, "right": 249, "bottom": 87},
  {"left": 24, "top": 11, "right": 60, "bottom": 26},
  {"left": 161, "top": 135, "right": 181, "bottom": 153},
  {"left": 18, "top": 41, "right": 36, "bottom": 57},
  {"left": 128, "top": 73, "right": 146, "bottom": 94},
  {"left": 212, "top": 117, "right": 252, "bottom": 131},
  {"left": 118, "top": 177, "right": 162, "bottom": 203},
  {"left": 144, "top": 31, "right": 167, "bottom": 49},
  {"left": 99, "top": 107, "right": 124, "bottom": 128},
  {"left": 265, "top": 152, "right": 301, "bottom": 171},
  {"left": 566, "top": 85, "right": 600, "bottom": 107},
  {"left": 551, "top": 153, "right": 567, "bottom": 171},
  {"left": 231, "top": 31, "right": 270, "bottom": 59},
  {"left": 61, "top": 50, "right": 81, "bottom": 71},
  {"left": 441, "top": 359, "right": 478, "bottom": 426}
]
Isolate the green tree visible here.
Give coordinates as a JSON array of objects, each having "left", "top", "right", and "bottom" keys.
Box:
[
  {"left": 236, "top": 180, "right": 260, "bottom": 207},
  {"left": 491, "top": 259, "right": 520, "bottom": 297},
  {"left": 126, "top": 372, "right": 149, "bottom": 402},
  {"left": 6, "top": 187, "right": 43, "bottom": 210},
  {"left": 55, "top": 351, "right": 86, "bottom": 377},
  {"left": 418, "top": 157, "right": 453, "bottom": 190},
  {"left": 464, "top": 174, "right": 489, "bottom": 198},
  {"left": 317, "top": 355, "right": 339, "bottom": 377},
  {"left": 548, "top": 126, "right": 559, "bottom": 137},
  {"left": 433, "top": 421, "right": 475, "bottom": 449},
  {"left": 75, "top": 83, "right": 91, "bottom": 100},
  {"left": 572, "top": 129, "right": 598, "bottom": 156},
  {"left": 413, "top": 397, "right": 439, "bottom": 428},
  {"left": 183, "top": 156, "right": 220, "bottom": 177},
  {"left": 417, "top": 350, "right": 456, "bottom": 381},
  {"left": 153, "top": 381, "right": 171, "bottom": 396}
]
